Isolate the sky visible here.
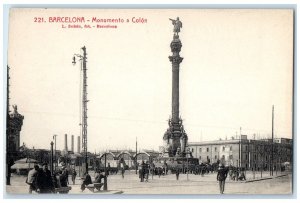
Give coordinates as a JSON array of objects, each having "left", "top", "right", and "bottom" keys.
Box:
[{"left": 7, "top": 9, "right": 293, "bottom": 153}]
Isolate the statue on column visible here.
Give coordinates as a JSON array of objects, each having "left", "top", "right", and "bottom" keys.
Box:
[
  {"left": 12, "top": 105, "right": 18, "bottom": 114},
  {"left": 169, "top": 17, "right": 182, "bottom": 35}
]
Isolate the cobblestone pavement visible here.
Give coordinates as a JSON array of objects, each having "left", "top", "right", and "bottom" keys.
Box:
[{"left": 5, "top": 170, "right": 292, "bottom": 195}]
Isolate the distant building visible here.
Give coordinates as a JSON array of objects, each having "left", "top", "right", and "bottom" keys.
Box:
[
  {"left": 187, "top": 136, "right": 292, "bottom": 170},
  {"left": 97, "top": 149, "right": 160, "bottom": 168}
]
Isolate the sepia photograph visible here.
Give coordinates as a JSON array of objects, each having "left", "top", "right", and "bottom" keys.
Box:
[{"left": 4, "top": 7, "right": 294, "bottom": 196}]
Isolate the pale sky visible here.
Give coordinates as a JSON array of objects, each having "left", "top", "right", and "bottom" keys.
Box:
[{"left": 7, "top": 9, "right": 293, "bottom": 152}]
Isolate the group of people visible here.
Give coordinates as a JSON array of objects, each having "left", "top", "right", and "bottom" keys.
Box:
[
  {"left": 26, "top": 163, "right": 72, "bottom": 194},
  {"left": 26, "top": 161, "right": 248, "bottom": 194},
  {"left": 228, "top": 167, "right": 246, "bottom": 181},
  {"left": 26, "top": 163, "right": 54, "bottom": 193}
]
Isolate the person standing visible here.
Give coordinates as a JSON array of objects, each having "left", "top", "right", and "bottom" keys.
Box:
[
  {"left": 59, "top": 166, "right": 69, "bottom": 187},
  {"left": 139, "top": 161, "right": 145, "bottom": 182},
  {"left": 107, "top": 163, "right": 111, "bottom": 176},
  {"left": 120, "top": 161, "right": 125, "bottom": 179},
  {"left": 163, "top": 160, "right": 168, "bottom": 175},
  {"left": 157, "top": 167, "right": 163, "bottom": 178},
  {"left": 71, "top": 168, "right": 77, "bottom": 185},
  {"left": 217, "top": 164, "right": 228, "bottom": 194},
  {"left": 26, "top": 164, "right": 39, "bottom": 194},
  {"left": 238, "top": 168, "right": 246, "bottom": 181},
  {"left": 144, "top": 161, "right": 149, "bottom": 182},
  {"left": 150, "top": 162, "right": 155, "bottom": 180}
]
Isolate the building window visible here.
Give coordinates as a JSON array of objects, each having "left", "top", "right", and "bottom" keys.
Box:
[
  {"left": 215, "top": 155, "right": 217, "bottom": 160},
  {"left": 207, "top": 148, "right": 209, "bottom": 152},
  {"left": 230, "top": 146, "right": 232, "bottom": 151},
  {"left": 191, "top": 148, "right": 194, "bottom": 152},
  {"left": 207, "top": 156, "right": 209, "bottom": 160},
  {"left": 245, "top": 146, "right": 248, "bottom": 151},
  {"left": 246, "top": 154, "right": 248, "bottom": 160},
  {"left": 215, "top": 147, "right": 217, "bottom": 152},
  {"left": 199, "top": 148, "right": 202, "bottom": 152},
  {"left": 222, "top": 146, "right": 225, "bottom": 151},
  {"left": 199, "top": 156, "right": 201, "bottom": 160},
  {"left": 229, "top": 155, "right": 233, "bottom": 159},
  {"left": 222, "top": 155, "right": 225, "bottom": 160}
]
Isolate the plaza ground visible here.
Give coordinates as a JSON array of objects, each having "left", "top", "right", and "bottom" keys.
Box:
[{"left": 5, "top": 170, "right": 292, "bottom": 195}]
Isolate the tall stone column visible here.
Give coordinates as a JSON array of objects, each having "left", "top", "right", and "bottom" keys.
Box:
[
  {"left": 162, "top": 17, "right": 188, "bottom": 158},
  {"left": 170, "top": 35, "right": 183, "bottom": 123}
]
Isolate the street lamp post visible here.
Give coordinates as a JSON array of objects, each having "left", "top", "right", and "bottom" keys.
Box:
[
  {"left": 104, "top": 153, "right": 107, "bottom": 191},
  {"left": 271, "top": 105, "right": 274, "bottom": 176},
  {"left": 27, "top": 147, "right": 31, "bottom": 172},
  {"left": 6, "top": 65, "right": 11, "bottom": 186},
  {"left": 53, "top": 134, "right": 57, "bottom": 171},
  {"left": 33, "top": 146, "right": 35, "bottom": 160},
  {"left": 50, "top": 141, "right": 54, "bottom": 175},
  {"left": 73, "top": 46, "right": 89, "bottom": 174},
  {"left": 186, "top": 157, "right": 189, "bottom": 181},
  {"left": 135, "top": 137, "right": 137, "bottom": 174}
]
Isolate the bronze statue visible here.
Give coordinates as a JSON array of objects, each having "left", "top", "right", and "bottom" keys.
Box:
[
  {"left": 12, "top": 105, "right": 18, "bottom": 114},
  {"left": 169, "top": 17, "right": 182, "bottom": 35}
]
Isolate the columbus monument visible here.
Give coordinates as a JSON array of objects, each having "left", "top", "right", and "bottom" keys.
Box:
[{"left": 162, "top": 17, "right": 190, "bottom": 158}]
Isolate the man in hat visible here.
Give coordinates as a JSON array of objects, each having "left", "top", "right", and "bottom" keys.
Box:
[
  {"left": 81, "top": 172, "right": 92, "bottom": 191},
  {"left": 217, "top": 163, "right": 228, "bottom": 194},
  {"left": 36, "top": 163, "right": 54, "bottom": 193}
]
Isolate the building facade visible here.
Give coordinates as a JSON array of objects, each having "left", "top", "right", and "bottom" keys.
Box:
[
  {"left": 7, "top": 105, "right": 24, "bottom": 158},
  {"left": 187, "top": 136, "right": 292, "bottom": 170}
]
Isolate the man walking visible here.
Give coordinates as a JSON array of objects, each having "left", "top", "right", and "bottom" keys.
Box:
[{"left": 217, "top": 164, "right": 228, "bottom": 194}]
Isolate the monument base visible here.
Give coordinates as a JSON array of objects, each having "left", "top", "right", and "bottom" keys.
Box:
[{"left": 162, "top": 118, "right": 189, "bottom": 157}]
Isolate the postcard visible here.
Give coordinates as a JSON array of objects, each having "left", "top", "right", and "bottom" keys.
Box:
[{"left": 5, "top": 8, "right": 294, "bottom": 195}]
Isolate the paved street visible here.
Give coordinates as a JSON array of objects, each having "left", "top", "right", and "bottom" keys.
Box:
[{"left": 6, "top": 170, "right": 292, "bottom": 195}]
